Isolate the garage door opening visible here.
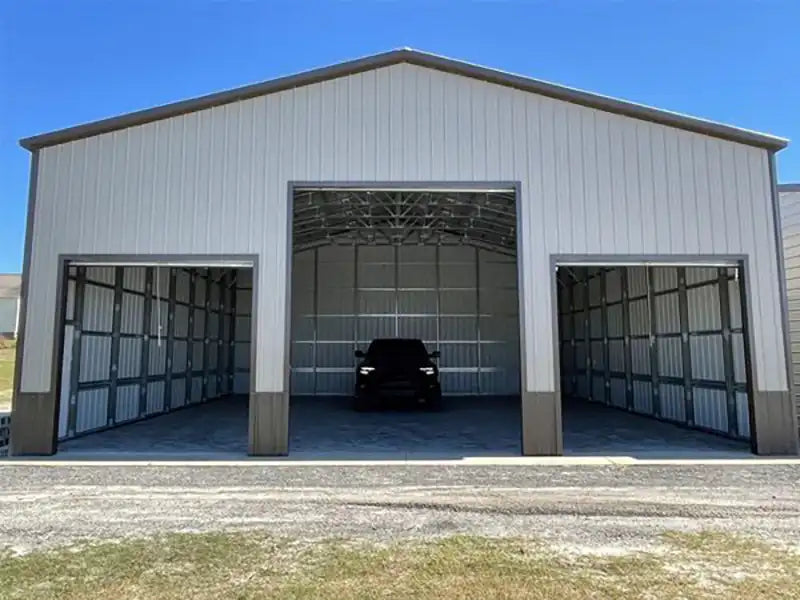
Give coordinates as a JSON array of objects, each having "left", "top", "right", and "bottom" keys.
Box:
[
  {"left": 56, "top": 263, "right": 253, "bottom": 455},
  {"left": 288, "top": 187, "right": 523, "bottom": 457},
  {"left": 556, "top": 263, "right": 753, "bottom": 456}
]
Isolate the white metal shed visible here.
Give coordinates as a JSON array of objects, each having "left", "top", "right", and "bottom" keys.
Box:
[{"left": 10, "top": 49, "right": 798, "bottom": 456}]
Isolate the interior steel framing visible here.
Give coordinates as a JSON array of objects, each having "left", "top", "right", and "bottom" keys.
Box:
[
  {"left": 57, "top": 264, "right": 252, "bottom": 440},
  {"left": 557, "top": 263, "right": 751, "bottom": 440},
  {"left": 292, "top": 189, "right": 517, "bottom": 256}
]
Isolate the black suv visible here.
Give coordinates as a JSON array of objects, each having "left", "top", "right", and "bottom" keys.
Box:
[{"left": 354, "top": 338, "right": 442, "bottom": 411}]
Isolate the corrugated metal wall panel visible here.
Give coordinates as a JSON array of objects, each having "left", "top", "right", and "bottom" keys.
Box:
[
  {"left": 171, "top": 379, "right": 186, "bottom": 408},
  {"left": 24, "top": 62, "right": 785, "bottom": 399},
  {"left": 123, "top": 267, "right": 146, "bottom": 292},
  {"left": 780, "top": 189, "right": 800, "bottom": 434},
  {"left": 633, "top": 380, "right": 652, "bottom": 413},
  {"left": 76, "top": 388, "right": 108, "bottom": 433},
  {"left": 83, "top": 286, "right": 114, "bottom": 332},
  {"left": 120, "top": 294, "right": 144, "bottom": 335},
  {"left": 80, "top": 335, "right": 111, "bottom": 382},
  {"left": 58, "top": 324, "right": 73, "bottom": 438},
  {"left": 660, "top": 384, "right": 686, "bottom": 422},
  {"left": 115, "top": 384, "right": 140, "bottom": 423},
  {"left": 737, "top": 393, "right": 751, "bottom": 438},
  {"left": 147, "top": 381, "right": 165, "bottom": 414},
  {"left": 65, "top": 279, "right": 75, "bottom": 321},
  {"left": 118, "top": 337, "right": 141, "bottom": 379},
  {"left": 609, "top": 378, "right": 626, "bottom": 408},
  {"left": 693, "top": 388, "right": 727, "bottom": 432}
]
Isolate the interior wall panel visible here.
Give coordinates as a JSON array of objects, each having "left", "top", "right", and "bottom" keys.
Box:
[{"left": 291, "top": 244, "right": 520, "bottom": 396}]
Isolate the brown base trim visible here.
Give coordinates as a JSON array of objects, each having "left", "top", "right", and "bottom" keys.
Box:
[
  {"left": 10, "top": 392, "right": 58, "bottom": 456},
  {"left": 752, "top": 391, "right": 799, "bottom": 455},
  {"left": 521, "top": 391, "right": 563, "bottom": 456},
  {"left": 249, "top": 391, "right": 289, "bottom": 456}
]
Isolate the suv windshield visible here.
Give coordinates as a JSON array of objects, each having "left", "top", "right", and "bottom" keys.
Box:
[{"left": 366, "top": 339, "right": 429, "bottom": 363}]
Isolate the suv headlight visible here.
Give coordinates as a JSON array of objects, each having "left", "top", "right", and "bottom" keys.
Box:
[
  {"left": 359, "top": 366, "right": 375, "bottom": 375},
  {"left": 419, "top": 367, "right": 435, "bottom": 375}
]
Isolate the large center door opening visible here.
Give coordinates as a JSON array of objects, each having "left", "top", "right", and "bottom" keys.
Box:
[{"left": 288, "top": 187, "right": 523, "bottom": 457}]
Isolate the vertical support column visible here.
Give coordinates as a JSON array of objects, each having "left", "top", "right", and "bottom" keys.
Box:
[
  {"left": 249, "top": 259, "right": 288, "bottom": 456},
  {"left": 647, "top": 267, "right": 661, "bottom": 417},
  {"left": 718, "top": 267, "right": 739, "bottom": 436},
  {"left": 106, "top": 266, "right": 124, "bottom": 426},
  {"left": 677, "top": 267, "right": 695, "bottom": 426},
  {"left": 621, "top": 267, "right": 634, "bottom": 411},
  {"left": 185, "top": 270, "right": 196, "bottom": 405},
  {"left": 475, "top": 246, "right": 482, "bottom": 395},
  {"left": 138, "top": 267, "right": 153, "bottom": 418},
  {"left": 66, "top": 266, "right": 86, "bottom": 437},
  {"left": 435, "top": 244, "right": 441, "bottom": 355},
  {"left": 352, "top": 245, "right": 360, "bottom": 369},
  {"left": 202, "top": 269, "right": 211, "bottom": 402},
  {"left": 228, "top": 269, "right": 238, "bottom": 393},
  {"left": 521, "top": 260, "right": 562, "bottom": 456},
  {"left": 312, "top": 248, "right": 319, "bottom": 396},
  {"left": 393, "top": 244, "right": 400, "bottom": 337},
  {"left": 217, "top": 270, "right": 227, "bottom": 395},
  {"left": 601, "top": 269, "right": 611, "bottom": 405},
  {"left": 164, "top": 268, "right": 177, "bottom": 410},
  {"left": 582, "top": 270, "right": 591, "bottom": 400},
  {"left": 566, "top": 272, "right": 577, "bottom": 394}
]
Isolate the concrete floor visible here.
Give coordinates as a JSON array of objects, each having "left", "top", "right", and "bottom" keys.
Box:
[{"left": 57, "top": 394, "right": 750, "bottom": 458}]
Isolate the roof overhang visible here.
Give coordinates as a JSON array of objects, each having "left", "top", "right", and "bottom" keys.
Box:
[{"left": 19, "top": 48, "right": 789, "bottom": 152}]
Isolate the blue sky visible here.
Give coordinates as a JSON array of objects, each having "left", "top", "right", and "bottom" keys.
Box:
[{"left": 2, "top": 1, "right": 799, "bottom": 273}]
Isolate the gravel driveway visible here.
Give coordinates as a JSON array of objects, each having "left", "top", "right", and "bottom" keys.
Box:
[{"left": 1, "top": 464, "right": 799, "bottom": 555}]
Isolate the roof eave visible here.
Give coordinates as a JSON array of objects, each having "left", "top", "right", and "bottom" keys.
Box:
[{"left": 19, "top": 48, "right": 789, "bottom": 152}]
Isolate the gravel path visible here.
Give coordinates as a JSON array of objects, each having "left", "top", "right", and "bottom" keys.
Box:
[{"left": 1, "top": 464, "right": 799, "bottom": 555}]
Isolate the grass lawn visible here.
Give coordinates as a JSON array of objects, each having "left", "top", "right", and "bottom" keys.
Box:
[
  {"left": 0, "top": 339, "right": 15, "bottom": 412},
  {"left": 1, "top": 532, "right": 798, "bottom": 600}
]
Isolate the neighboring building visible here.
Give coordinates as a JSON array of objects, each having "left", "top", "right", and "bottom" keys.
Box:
[
  {"left": 0, "top": 274, "right": 21, "bottom": 338},
  {"left": 10, "top": 49, "right": 798, "bottom": 456},
  {"left": 779, "top": 183, "right": 800, "bottom": 438}
]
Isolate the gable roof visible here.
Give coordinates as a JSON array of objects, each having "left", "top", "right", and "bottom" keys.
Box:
[{"left": 20, "top": 48, "right": 788, "bottom": 152}]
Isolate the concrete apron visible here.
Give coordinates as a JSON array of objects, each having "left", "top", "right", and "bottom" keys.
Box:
[
  {"left": 31, "top": 395, "right": 775, "bottom": 463},
  {"left": 4, "top": 456, "right": 800, "bottom": 466}
]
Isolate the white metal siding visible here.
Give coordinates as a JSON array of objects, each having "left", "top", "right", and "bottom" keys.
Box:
[
  {"left": 23, "top": 63, "right": 785, "bottom": 396},
  {"left": 780, "top": 189, "right": 800, "bottom": 432}
]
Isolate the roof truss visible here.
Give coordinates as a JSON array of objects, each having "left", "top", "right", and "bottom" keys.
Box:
[{"left": 292, "top": 190, "right": 517, "bottom": 256}]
